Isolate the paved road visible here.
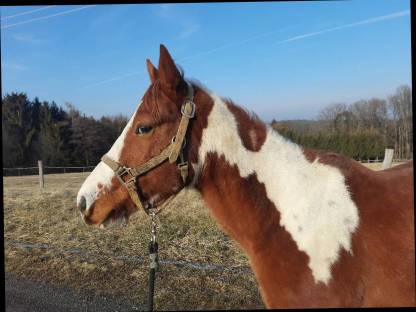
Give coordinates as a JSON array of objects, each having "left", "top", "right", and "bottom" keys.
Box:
[{"left": 5, "top": 273, "right": 144, "bottom": 312}]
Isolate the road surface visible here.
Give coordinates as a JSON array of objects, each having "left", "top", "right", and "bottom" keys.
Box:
[{"left": 5, "top": 273, "right": 144, "bottom": 312}]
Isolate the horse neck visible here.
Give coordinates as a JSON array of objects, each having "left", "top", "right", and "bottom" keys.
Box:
[{"left": 191, "top": 91, "right": 360, "bottom": 294}]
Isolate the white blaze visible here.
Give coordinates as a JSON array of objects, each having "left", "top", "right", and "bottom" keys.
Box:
[
  {"left": 76, "top": 103, "right": 139, "bottom": 211},
  {"left": 198, "top": 93, "right": 359, "bottom": 285}
]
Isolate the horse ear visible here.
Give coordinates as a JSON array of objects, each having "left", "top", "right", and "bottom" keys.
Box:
[
  {"left": 146, "top": 59, "right": 158, "bottom": 84},
  {"left": 158, "top": 44, "right": 183, "bottom": 92}
]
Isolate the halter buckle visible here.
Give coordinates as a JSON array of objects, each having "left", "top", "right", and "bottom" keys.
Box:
[
  {"left": 125, "top": 176, "right": 137, "bottom": 189},
  {"left": 117, "top": 166, "right": 129, "bottom": 176},
  {"left": 117, "top": 166, "right": 136, "bottom": 186}
]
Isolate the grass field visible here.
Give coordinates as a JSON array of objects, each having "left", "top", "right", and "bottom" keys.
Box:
[
  {"left": 3, "top": 172, "right": 263, "bottom": 310},
  {"left": 3, "top": 161, "right": 406, "bottom": 310}
]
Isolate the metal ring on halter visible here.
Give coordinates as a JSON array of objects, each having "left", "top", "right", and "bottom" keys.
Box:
[{"left": 181, "top": 101, "right": 196, "bottom": 118}]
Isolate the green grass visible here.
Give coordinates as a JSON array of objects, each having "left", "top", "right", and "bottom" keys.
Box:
[{"left": 3, "top": 172, "right": 264, "bottom": 310}]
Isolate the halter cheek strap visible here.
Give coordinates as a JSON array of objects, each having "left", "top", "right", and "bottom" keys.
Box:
[{"left": 101, "top": 82, "right": 195, "bottom": 215}]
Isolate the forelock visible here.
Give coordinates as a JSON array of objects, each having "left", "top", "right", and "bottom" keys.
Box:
[
  {"left": 140, "top": 68, "right": 189, "bottom": 124},
  {"left": 141, "top": 81, "right": 166, "bottom": 124}
]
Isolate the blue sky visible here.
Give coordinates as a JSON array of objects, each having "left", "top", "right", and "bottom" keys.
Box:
[{"left": 1, "top": 1, "right": 411, "bottom": 122}]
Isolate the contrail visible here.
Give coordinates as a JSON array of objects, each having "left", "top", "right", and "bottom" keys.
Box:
[
  {"left": 177, "top": 24, "right": 297, "bottom": 63},
  {"left": 275, "top": 10, "right": 410, "bottom": 45},
  {"left": 82, "top": 70, "right": 146, "bottom": 89},
  {"left": 1, "top": 5, "right": 97, "bottom": 29},
  {"left": 1, "top": 5, "right": 55, "bottom": 20},
  {"left": 82, "top": 9, "right": 410, "bottom": 89},
  {"left": 82, "top": 24, "right": 296, "bottom": 89}
]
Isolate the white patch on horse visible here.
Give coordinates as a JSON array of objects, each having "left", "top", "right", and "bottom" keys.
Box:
[
  {"left": 190, "top": 162, "right": 202, "bottom": 187},
  {"left": 198, "top": 93, "right": 359, "bottom": 285},
  {"left": 148, "top": 194, "right": 160, "bottom": 206},
  {"left": 76, "top": 103, "right": 140, "bottom": 211}
]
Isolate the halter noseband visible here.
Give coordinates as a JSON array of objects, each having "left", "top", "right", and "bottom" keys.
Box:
[{"left": 101, "top": 82, "right": 196, "bottom": 215}]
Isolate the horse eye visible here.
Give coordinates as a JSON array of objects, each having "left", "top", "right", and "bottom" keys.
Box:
[{"left": 135, "top": 125, "right": 153, "bottom": 135}]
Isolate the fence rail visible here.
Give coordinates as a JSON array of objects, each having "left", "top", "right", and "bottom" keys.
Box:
[
  {"left": 358, "top": 158, "right": 410, "bottom": 163},
  {"left": 2, "top": 157, "right": 412, "bottom": 177},
  {"left": 3, "top": 165, "right": 96, "bottom": 177},
  {"left": 6, "top": 239, "right": 252, "bottom": 275}
]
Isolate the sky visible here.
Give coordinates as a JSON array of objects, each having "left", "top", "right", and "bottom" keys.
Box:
[{"left": 1, "top": 1, "right": 412, "bottom": 122}]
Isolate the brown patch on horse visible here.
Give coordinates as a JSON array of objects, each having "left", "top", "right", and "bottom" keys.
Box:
[
  {"left": 301, "top": 147, "right": 415, "bottom": 306},
  {"left": 198, "top": 152, "right": 366, "bottom": 307},
  {"left": 225, "top": 101, "right": 267, "bottom": 151}
]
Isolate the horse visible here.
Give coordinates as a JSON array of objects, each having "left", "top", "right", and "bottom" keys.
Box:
[{"left": 77, "top": 44, "right": 415, "bottom": 308}]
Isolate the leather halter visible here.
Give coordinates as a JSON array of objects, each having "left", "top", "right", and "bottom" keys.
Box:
[{"left": 101, "top": 82, "right": 196, "bottom": 215}]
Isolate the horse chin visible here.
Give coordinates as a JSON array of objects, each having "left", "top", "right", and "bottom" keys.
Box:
[
  {"left": 144, "top": 191, "right": 175, "bottom": 211},
  {"left": 97, "top": 192, "right": 175, "bottom": 229},
  {"left": 98, "top": 209, "right": 129, "bottom": 229}
]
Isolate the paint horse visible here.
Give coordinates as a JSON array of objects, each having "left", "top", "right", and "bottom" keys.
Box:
[{"left": 77, "top": 45, "right": 415, "bottom": 308}]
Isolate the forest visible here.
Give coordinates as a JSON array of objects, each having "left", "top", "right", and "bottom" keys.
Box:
[
  {"left": 2, "top": 84, "right": 412, "bottom": 169},
  {"left": 272, "top": 85, "right": 412, "bottom": 161},
  {"left": 2, "top": 94, "right": 128, "bottom": 168}
]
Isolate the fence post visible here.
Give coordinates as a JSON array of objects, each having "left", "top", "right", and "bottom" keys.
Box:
[
  {"left": 38, "top": 160, "right": 44, "bottom": 191},
  {"left": 382, "top": 149, "right": 394, "bottom": 170}
]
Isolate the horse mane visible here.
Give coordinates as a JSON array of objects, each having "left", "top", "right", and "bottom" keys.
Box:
[
  {"left": 223, "top": 98, "right": 264, "bottom": 126},
  {"left": 186, "top": 78, "right": 265, "bottom": 128}
]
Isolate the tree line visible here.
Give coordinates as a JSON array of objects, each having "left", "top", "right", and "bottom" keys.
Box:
[
  {"left": 2, "top": 93, "right": 128, "bottom": 168},
  {"left": 272, "top": 85, "right": 413, "bottom": 161},
  {"left": 2, "top": 85, "right": 412, "bottom": 169}
]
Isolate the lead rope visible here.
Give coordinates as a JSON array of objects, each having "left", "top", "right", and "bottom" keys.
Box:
[
  {"left": 146, "top": 194, "right": 175, "bottom": 311},
  {"left": 148, "top": 210, "right": 159, "bottom": 311}
]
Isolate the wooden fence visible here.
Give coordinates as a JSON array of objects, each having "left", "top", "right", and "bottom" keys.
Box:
[
  {"left": 3, "top": 165, "right": 96, "bottom": 177},
  {"left": 2, "top": 150, "right": 411, "bottom": 192},
  {"left": 7, "top": 161, "right": 402, "bottom": 177}
]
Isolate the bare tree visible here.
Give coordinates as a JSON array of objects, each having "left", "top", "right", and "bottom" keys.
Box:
[
  {"left": 318, "top": 103, "right": 348, "bottom": 133},
  {"left": 389, "top": 85, "right": 412, "bottom": 159},
  {"left": 334, "top": 110, "right": 357, "bottom": 133}
]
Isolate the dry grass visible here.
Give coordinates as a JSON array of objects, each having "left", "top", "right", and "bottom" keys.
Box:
[
  {"left": 4, "top": 161, "right": 405, "bottom": 309},
  {"left": 3, "top": 172, "right": 262, "bottom": 310},
  {"left": 360, "top": 161, "right": 406, "bottom": 171}
]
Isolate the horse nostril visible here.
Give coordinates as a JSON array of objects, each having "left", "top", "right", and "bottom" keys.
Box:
[{"left": 79, "top": 196, "right": 87, "bottom": 213}]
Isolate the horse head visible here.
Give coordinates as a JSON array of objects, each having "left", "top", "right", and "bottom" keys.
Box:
[{"left": 77, "top": 45, "right": 206, "bottom": 227}]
